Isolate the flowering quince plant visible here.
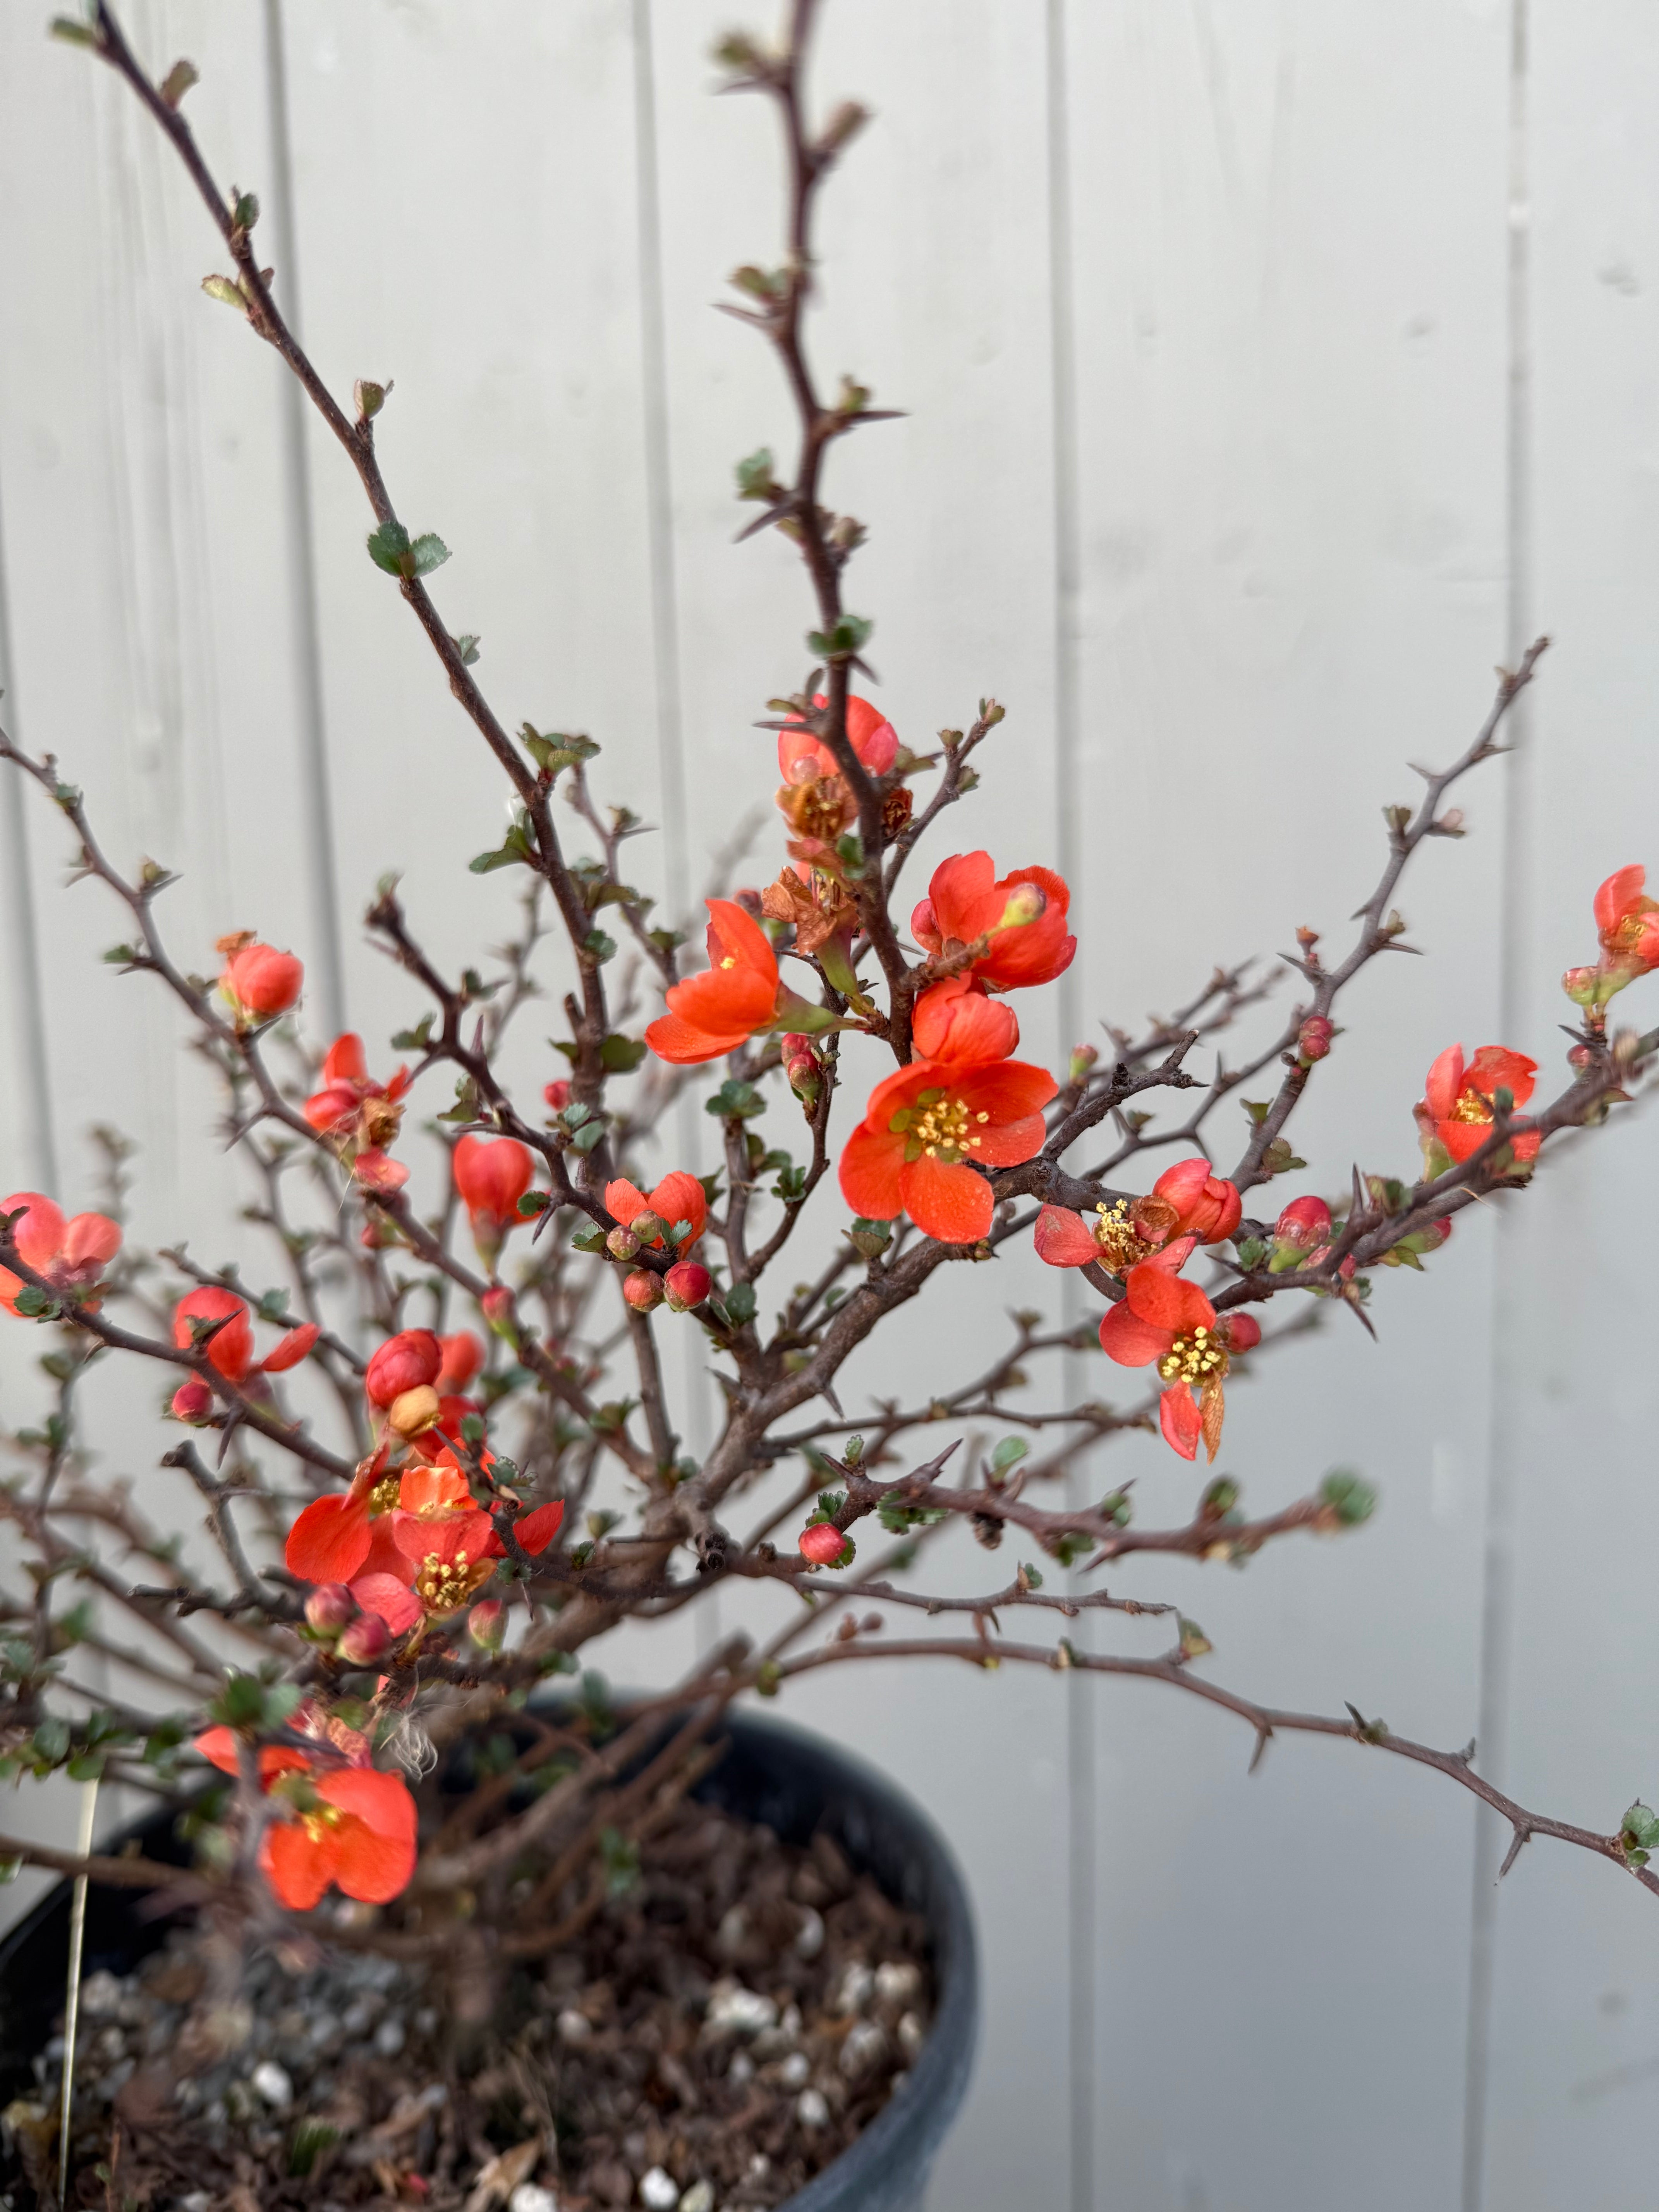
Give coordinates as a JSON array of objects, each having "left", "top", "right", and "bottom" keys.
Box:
[{"left": 0, "top": 10, "right": 1657, "bottom": 2094}]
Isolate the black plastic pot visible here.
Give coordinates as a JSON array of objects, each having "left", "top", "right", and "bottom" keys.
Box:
[{"left": 0, "top": 1707, "right": 978, "bottom": 2212}]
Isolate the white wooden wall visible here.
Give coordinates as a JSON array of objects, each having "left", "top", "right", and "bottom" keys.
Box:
[{"left": 3, "top": 4, "right": 1658, "bottom": 2207}]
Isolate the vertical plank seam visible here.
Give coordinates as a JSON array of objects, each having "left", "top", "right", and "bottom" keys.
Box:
[
  {"left": 1046, "top": 2, "right": 1095, "bottom": 2208},
  {"left": 629, "top": 0, "right": 691, "bottom": 937},
  {"left": 262, "top": 0, "right": 348, "bottom": 1039},
  {"left": 1462, "top": 4, "right": 1533, "bottom": 2207},
  {"left": 0, "top": 468, "right": 62, "bottom": 1196}
]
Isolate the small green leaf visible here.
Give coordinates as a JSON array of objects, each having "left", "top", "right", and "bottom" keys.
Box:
[
  {"left": 366, "top": 520, "right": 412, "bottom": 575},
  {"left": 516, "top": 1190, "right": 548, "bottom": 1218},
  {"left": 408, "top": 532, "right": 450, "bottom": 577},
  {"left": 32, "top": 1717, "right": 70, "bottom": 1764},
  {"left": 705, "top": 1078, "right": 765, "bottom": 1121},
  {"left": 452, "top": 632, "right": 481, "bottom": 665},
  {"left": 1319, "top": 1468, "right": 1377, "bottom": 1527},
  {"left": 1241, "top": 1098, "right": 1271, "bottom": 1126},
  {"left": 354, "top": 378, "right": 389, "bottom": 421},
  {"left": 582, "top": 929, "right": 617, "bottom": 964},
  {"left": 806, "top": 613, "right": 874, "bottom": 661},
  {"left": 599, "top": 1034, "right": 647, "bottom": 1074},
  {"left": 232, "top": 190, "right": 259, "bottom": 231},
  {"left": 50, "top": 16, "right": 99, "bottom": 48},
  {"left": 990, "top": 1437, "right": 1029, "bottom": 1474},
  {"left": 721, "top": 1283, "right": 758, "bottom": 1326},
  {"left": 568, "top": 1119, "right": 606, "bottom": 1155}
]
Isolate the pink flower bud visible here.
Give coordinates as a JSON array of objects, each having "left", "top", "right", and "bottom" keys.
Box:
[
  {"left": 221, "top": 939, "right": 304, "bottom": 1018},
  {"left": 467, "top": 1598, "right": 506, "bottom": 1651},
  {"left": 339, "top": 1612, "right": 392, "bottom": 1665},
  {"left": 1067, "top": 1043, "right": 1099, "bottom": 1084},
  {"left": 305, "top": 1582, "right": 356, "bottom": 1633},
  {"left": 481, "top": 1286, "right": 515, "bottom": 1332},
  {"left": 170, "top": 1378, "right": 215, "bottom": 1424},
  {"left": 544, "top": 1079, "right": 573, "bottom": 1113},
  {"left": 799, "top": 1522, "right": 852, "bottom": 1568},
  {"left": 1297, "top": 1015, "right": 1333, "bottom": 1063},
  {"left": 364, "top": 1328, "right": 442, "bottom": 1409},
  {"left": 623, "top": 1268, "right": 663, "bottom": 1313},
  {"left": 1221, "top": 1313, "right": 1261, "bottom": 1352},
  {"left": 663, "top": 1261, "right": 712, "bottom": 1313},
  {"left": 1274, "top": 1195, "right": 1332, "bottom": 1249}
]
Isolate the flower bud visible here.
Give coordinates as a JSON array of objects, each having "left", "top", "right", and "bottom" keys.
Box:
[
  {"left": 170, "top": 1377, "right": 215, "bottom": 1424},
  {"left": 1297, "top": 1015, "right": 1333, "bottom": 1063},
  {"left": 339, "top": 1612, "right": 392, "bottom": 1665},
  {"left": 1067, "top": 1043, "right": 1099, "bottom": 1085},
  {"left": 781, "top": 1033, "right": 822, "bottom": 1113},
  {"left": 364, "top": 1328, "right": 442, "bottom": 1408},
  {"left": 467, "top": 1598, "right": 506, "bottom": 1651},
  {"left": 663, "top": 1261, "right": 713, "bottom": 1313},
  {"left": 627, "top": 1210, "right": 665, "bottom": 1247},
  {"left": 607, "top": 1225, "right": 641, "bottom": 1262},
  {"left": 622, "top": 1268, "right": 664, "bottom": 1313},
  {"left": 1274, "top": 1195, "right": 1332, "bottom": 1250},
  {"left": 799, "top": 1522, "right": 853, "bottom": 1568},
  {"left": 1220, "top": 1313, "right": 1262, "bottom": 1352},
  {"left": 387, "top": 1382, "right": 441, "bottom": 1438},
  {"left": 1562, "top": 962, "right": 1618, "bottom": 1008},
  {"left": 544, "top": 1079, "right": 573, "bottom": 1113},
  {"left": 481, "top": 1286, "right": 515, "bottom": 1333},
  {"left": 220, "top": 937, "right": 304, "bottom": 1019},
  {"left": 305, "top": 1582, "right": 356, "bottom": 1634}
]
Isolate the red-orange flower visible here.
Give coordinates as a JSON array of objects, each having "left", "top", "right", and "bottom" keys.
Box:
[
  {"left": 911, "top": 976, "right": 1020, "bottom": 1062},
  {"left": 1096, "top": 1240, "right": 1258, "bottom": 1460},
  {"left": 218, "top": 933, "right": 303, "bottom": 1021},
  {"left": 262, "top": 1765, "right": 417, "bottom": 1912},
  {"left": 0, "top": 1192, "right": 121, "bottom": 1317},
  {"left": 778, "top": 693, "right": 898, "bottom": 784},
  {"left": 194, "top": 1724, "right": 415, "bottom": 1912},
  {"left": 645, "top": 900, "right": 785, "bottom": 1065},
  {"left": 1595, "top": 864, "right": 1659, "bottom": 976},
  {"left": 1419, "top": 1044, "right": 1540, "bottom": 1166},
  {"left": 170, "top": 1286, "right": 317, "bottom": 1415},
  {"left": 605, "top": 1171, "right": 708, "bottom": 1257},
  {"left": 306, "top": 1033, "right": 412, "bottom": 1189},
  {"left": 1151, "top": 1157, "right": 1242, "bottom": 1243},
  {"left": 911, "top": 852, "right": 1075, "bottom": 992},
  {"left": 839, "top": 1057, "right": 1057, "bottom": 1245},
  {"left": 453, "top": 1135, "right": 535, "bottom": 1263}
]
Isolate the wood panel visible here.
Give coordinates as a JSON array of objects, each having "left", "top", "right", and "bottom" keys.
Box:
[
  {"left": 1063, "top": 2, "right": 1514, "bottom": 2204},
  {"left": 1478, "top": 4, "right": 1659, "bottom": 2203}
]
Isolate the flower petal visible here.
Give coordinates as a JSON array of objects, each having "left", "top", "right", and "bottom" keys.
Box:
[
  {"left": 1423, "top": 1044, "right": 1465, "bottom": 1123},
  {"left": 898, "top": 1152, "right": 994, "bottom": 1244},
  {"left": 838, "top": 1121, "right": 904, "bottom": 1221},
  {"left": 349, "top": 1572, "right": 422, "bottom": 1636},
  {"left": 261, "top": 1322, "right": 319, "bottom": 1374},
  {"left": 1033, "top": 1206, "right": 1099, "bottom": 1268},
  {"left": 321, "top": 1769, "right": 418, "bottom": 1905},
  {"left": 61, "top": 1212, "right": 121, "bottom": 1270},
  {"left": 1159, "top": 1385, "right": 1202, "bottom": 1460},
  {"left": 262, "top": 1818, "right": 336, "bottom": 1911},
  {"left": 0, "top": 1192, "right": 65, "bottom": 1273},
  {"left": 514, "top": 1499, "right": 566, "bottom": 1555},
  {"left": 1097, "top": 1303, "right": 1171, "bottom": 1366},
  {"left": 285, "top": 1494, "right": 371, "bottom": 1584},
  {"left": 1124, "top": 1259, "right": 1215, "bottom": 1334}
]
